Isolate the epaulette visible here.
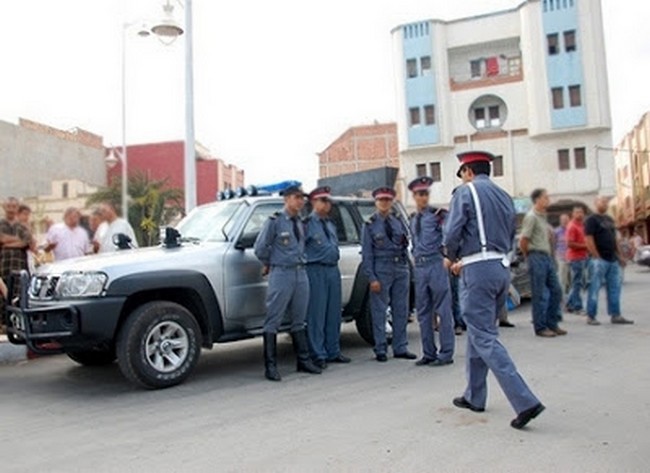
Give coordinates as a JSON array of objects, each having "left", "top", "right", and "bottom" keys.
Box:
[
  {"left": 410, "top": 211, "right": 417, "bottom": 219},
  {"left": 269, "top": 211, "right": 281, "bottom": 220},
  {"left": 302, "top": 215, "right": 311, "bottom": 224}
]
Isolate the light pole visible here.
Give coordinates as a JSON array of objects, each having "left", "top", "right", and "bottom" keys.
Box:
[
  {"left": 151, "top": 0, "right": 195, "bottom": 213},
  {"left": 116, "top": 21, "right": 151, "bottom": 219}
]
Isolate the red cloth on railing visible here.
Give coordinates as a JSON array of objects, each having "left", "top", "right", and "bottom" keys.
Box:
[{"left": 486, "top": 57, "right": 499, "bottom": 76}]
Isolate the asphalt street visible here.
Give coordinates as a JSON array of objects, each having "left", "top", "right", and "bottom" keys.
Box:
[{"left": 1, "top": 267, "right": 649, "bottom": 473}]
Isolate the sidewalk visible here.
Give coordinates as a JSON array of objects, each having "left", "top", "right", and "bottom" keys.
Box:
[{"left": 0, "top": 334, "right": 27, "bottom": 363}]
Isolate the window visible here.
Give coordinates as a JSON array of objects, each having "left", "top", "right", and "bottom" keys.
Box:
[
  {"left": 240, "top": 203, "right": 284, "bottom": 245},
  {"left": 420, "top": 56, "right": 431, "bottom": 75},
  {"left": 406, "top": 59, "right": 418, "bottom": 78},
  {"left": 558, "top": 149, "right": 570, "bottom": 170},
  {"left": 547, "top": 33, "right": 559, "bottom": 55},
  {"left": 328, "top": 204, "right": 359, "bottom": 244},
  {"left": 409, "top": 107, "right": 421, "bottom": 126},
  {"left": 470, "top": 59, "right": 482, "bottom": 78},
  {"left": 62, "top": 182, "right": 69, "bottom": 199},
  {"left": 416, "top": 163, "right": 427, "bottom": 177},
  {"left": 574, "top": 147, "right": 586, "bottom": 169},
  {"left": 474, "top": 108, "right": 486, "bottom": 129},
  {"left": 430, "top": 162, "right": 441, "bottom": 182},
  {"left": 424, "top": 105, "right": 435, "bottom": 125},
  {"left": 569, "top": 85, "right": 581, "bottom": 107},
  {"left": 508, "top": 57, "right": 522, "bottom": 76},
  {"left": 552, "top": 87, "right": 564, "bottom": 109},
  {"left": 489, "top": 106, "right": 500, "bottom": 127},
  {"left": 564, "top": 30, "right": 576, "bottom": 52},
  {"left": 493, "top": 155, "right": 504, "bottom": 177}
]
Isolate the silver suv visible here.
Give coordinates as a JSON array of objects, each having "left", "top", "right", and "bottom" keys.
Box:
[{"left": 5, "top": 195, "right": 409, "bottom": 389}]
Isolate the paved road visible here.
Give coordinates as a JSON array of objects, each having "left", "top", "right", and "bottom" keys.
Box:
[{"left": 1, "top": 267, "right": 649, "bottom": 472}]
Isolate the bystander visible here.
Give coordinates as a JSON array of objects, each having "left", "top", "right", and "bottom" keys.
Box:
[
  {"left": 45, "top": 207, "right": 92, "bottom": 261},
  {"left": 565, "top": 206, "right": 589, "bottom": 314},
  {"left": 96, "top": 202, "right": 138, "bottom": 253},
  {"left": 554, "top": 214, "right": 571, "bottom": 296}
]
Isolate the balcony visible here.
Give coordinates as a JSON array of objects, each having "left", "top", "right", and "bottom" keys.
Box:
[{"left": 448, "top": 38, "right": 523, "bottom": 91}]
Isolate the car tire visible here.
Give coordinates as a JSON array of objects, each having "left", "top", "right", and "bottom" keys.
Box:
[
  {"left": 355, "top": 298, "right": 393, "bottom": 346},
  {"left": 67, "top": 349, "right": 116, "bottom": 366},
  {"left": 116, "top": 301, "right": 201, "bottom": 389}
]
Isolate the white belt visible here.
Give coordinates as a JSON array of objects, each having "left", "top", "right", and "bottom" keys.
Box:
[{"left": 461, "top": 251, "right": 508, "bottom": 266}]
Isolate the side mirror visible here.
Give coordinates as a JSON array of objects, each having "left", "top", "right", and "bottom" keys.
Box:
[
  {"left": 235, "top": 232, "right": 257, "bottom": 250},
  {"left": 112, "top": 233, "right": 132, "bottom": 250},
  {"left": 163, "top": 227, "right": 181, "bottom": 248}
]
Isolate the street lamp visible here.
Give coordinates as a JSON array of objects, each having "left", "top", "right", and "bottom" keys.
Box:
[{"left": 150, "top": 0, "right": 196, "bottom": 213}]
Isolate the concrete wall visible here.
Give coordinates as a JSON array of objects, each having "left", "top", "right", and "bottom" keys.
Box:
[{"left": 0, "top": 119, "right": 106, "bottom": 199}]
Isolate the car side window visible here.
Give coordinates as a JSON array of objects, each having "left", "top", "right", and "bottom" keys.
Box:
[
  {"left": 330, "top": 203, "right": 359, "bottom": 244},
  {"left": 239, "top": 203, "right": 284, "bottom": 247}
]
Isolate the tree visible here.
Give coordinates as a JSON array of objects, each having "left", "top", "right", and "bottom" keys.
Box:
[{"left": 87, "top": 173, "right": 184, "bottom": 247}]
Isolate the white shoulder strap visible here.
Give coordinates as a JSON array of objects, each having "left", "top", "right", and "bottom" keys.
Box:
[{"left": 467, "top": 182, "right": 487, "bottom": 254}]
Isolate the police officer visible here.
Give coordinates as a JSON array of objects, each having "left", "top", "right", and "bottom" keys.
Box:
[
  {"left": 361, "top": 186, "right": 415, "bottom": 362},
  {"left": 254, "top": 185, "right": 322, "bottom": 381},
  {"left": 443, "top": 151, "right": 545, "bottom": 429},
  {"left": 304, "top": 186, "right": 351, "bottom": 369},
  {"left": 408, "top": 176, "right": 455, "bottom": 366}
]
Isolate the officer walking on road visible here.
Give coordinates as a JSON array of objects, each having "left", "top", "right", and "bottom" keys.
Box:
[
  {"left": 304, "top": 186, "right": 351, "bottom": 369},
  {"left": 408, "top": 176, "right": 455, "bottom": 367},
  {"left": 443, "top": 151, "right": 545, "bottom": 429},
  {"left": 254, "top": 185, "right": 322, "bottom": 381},
  {"left": 361, "top": 186, "right": 416, "bottom": 362}
]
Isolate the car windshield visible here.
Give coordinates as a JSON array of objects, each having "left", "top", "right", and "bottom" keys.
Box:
[{"left": 176, "top": 201, "right": 245, "bottom": 242}]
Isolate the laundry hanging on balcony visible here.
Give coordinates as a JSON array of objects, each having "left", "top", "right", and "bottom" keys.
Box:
[{"left": 485, "top": 57, "right": 499, "bottom": 76}]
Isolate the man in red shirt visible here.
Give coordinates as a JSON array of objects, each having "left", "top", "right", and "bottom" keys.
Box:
[{"left": 565, "top": 206, "right": 589, "bottom": 313}]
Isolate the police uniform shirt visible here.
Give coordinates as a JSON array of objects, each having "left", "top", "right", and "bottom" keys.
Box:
[
  {"left": 304, "top": 212, "right": 340, "bottom": 265},
  {"left": 361, "top": 212, "right": 408, "bottom": 281},
  {"left": 442, "top": 175, "right": 516, "bottom": 261},
  {"left": 410, "top": 207, "right": 447, "bottom": 259},
  {"left": 254, "top": 210, "right": 306, "bottom": 267}
]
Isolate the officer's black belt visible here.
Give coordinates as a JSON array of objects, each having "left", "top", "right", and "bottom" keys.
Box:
[
  {"left": 271, "top": 264, "right": 306, "bottom": 270},
  {"left": 375, "top": 256, "right": 408, "bottom": 262},
  {"left": 306, "top": 262, "right": 338, "bottom": 267}
]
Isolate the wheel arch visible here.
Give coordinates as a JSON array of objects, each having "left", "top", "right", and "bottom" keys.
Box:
[{"left": 107, "top": 270, "right": 223, "bottom": 348}]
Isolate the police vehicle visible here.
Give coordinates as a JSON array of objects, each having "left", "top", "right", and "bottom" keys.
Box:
[{"left": 4, "top": 184, "right": 410, "bottom": 389}]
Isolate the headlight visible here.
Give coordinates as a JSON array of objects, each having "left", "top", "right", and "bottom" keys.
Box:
[{"left": 55, "top": 272, "right": 108, "bottom": 298}]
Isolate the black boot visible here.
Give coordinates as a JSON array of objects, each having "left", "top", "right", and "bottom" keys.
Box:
[
  {"left": 291, "top": 330, "right": 322, "bottom": 374},
  {"left": 263, "top": 332, "right": 281, "bottom": 381}
]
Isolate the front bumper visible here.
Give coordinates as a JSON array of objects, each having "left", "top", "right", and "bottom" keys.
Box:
[{"left": 4, "top": 271, "right": 126, "bottom": 355}]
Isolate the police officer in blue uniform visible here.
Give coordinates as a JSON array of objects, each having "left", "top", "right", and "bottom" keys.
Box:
[
  {"left": 304, "top": 186, "right": 351, "bottom": 369},
  {"left": 254, "top": 185, "right": 322, "bottom": 381},
  {"left": 408, "top": 176, "right": 455, "bottom": 366},
  {"left": 361, "top": 186, "right": 416, "bottom": 362},
  {"left": 443, "top": 151, "right": 545, "bottom": 429}
]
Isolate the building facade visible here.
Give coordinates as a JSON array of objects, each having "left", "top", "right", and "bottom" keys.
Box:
[
  {"left": 0, "top": 118, "right": 106, "bottom": 200},
  {"left": 613, "top": 112, "right": 650, "bottom": 240},
  {"left": 392, "top": 0, "right": 613, "bottom": 209},
  {"left": 317, "top": 122, "right": 404, "bottom": 198},
  {"left": 107, "top": 141, "right": 245, "bottom": 207}
]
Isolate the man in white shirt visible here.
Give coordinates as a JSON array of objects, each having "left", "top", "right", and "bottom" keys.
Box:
[
  {"left": 97, "top": 202, "right": 138, "bottom": 253},
  {"left": 45, "top": 208, "right": 91, "bottom": 261}
]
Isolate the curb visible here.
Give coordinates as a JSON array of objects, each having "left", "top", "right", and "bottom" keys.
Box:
[{"left": 0, "top": 335, "right": 27, "bottom": 363}]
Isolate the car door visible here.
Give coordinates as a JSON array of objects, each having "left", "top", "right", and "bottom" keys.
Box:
[
  {"left": 223, "top": 201, "right": 284, "bottom": 332},
  {"left": 329, "top": 201, "right": 362, "bottom": 306}
]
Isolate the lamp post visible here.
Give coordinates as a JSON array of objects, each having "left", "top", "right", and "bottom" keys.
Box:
[
  {"left": 117, "top": 21, "right": 151, "bottom": 219},
  {"left": 151, "top": 0, "right": 195, "bottom": 213}
]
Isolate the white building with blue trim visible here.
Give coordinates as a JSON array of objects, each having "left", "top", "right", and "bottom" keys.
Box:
[{"left": 392, "top": 0, "right": 613, "bottom": 209}]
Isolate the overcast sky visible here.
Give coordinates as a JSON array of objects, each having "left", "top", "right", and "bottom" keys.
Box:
[{"left": 2, "top": 0, "right": 649, "bottom": 190}]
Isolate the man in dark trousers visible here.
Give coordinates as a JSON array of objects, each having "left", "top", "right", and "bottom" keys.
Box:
[
  {"left": 519, "top": 188, "right": 566, "bottom": 337},
  {"left": 361, "top": 187, "right": 415, "bottom": 362},
  {"left": 254, "top": 185, "right": 322, "bottom": 381},
  {"left": 408, "top": 176, "right": 454, "bottom": 366},
  {"left": 443, "top": 151, "right": 545, "bottom": 430},
  {"left": 304, "top": 186, "right": 351, "bottom": 369}
]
